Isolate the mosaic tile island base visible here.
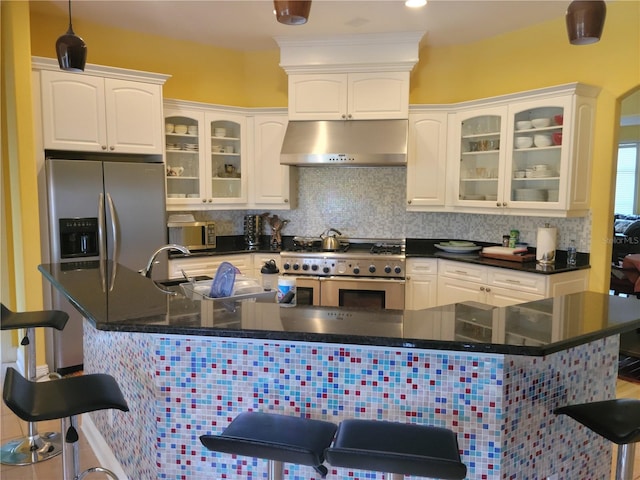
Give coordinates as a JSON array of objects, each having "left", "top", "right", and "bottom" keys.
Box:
[{"left": 84, "top": 322, "right": 619, "bottom": 480}]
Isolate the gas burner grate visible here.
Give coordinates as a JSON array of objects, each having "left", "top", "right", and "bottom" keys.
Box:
[{"left": 370, "top": 243, "right": 403, "bottom": 255}]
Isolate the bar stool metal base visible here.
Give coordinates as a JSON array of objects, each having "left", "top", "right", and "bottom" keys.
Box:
[{"left": 0, "top": 431, "right": 62, "bottom": 466}]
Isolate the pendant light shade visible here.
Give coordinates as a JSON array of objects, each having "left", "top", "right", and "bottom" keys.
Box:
[
  {"left": 274, "top": 0, "right": 312, "bottom": 25},
  {"left": 565, "top": 0, "right": 606, "bottom": 45},
  {"left": 56, "top": 0, "right": 87, "bottom": 71}
]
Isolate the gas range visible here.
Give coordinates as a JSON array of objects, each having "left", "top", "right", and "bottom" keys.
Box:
[{"left": 280, "top": 238, "right": 406, "bottom": 279}]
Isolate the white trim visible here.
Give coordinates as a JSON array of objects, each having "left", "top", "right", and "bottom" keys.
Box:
[
  {"left": 81, "top": 414, "right": 129, "bottom": 480},
  {"left": 275, "top": 32, "right": 424, "bottom": 74},
  {"left": 621, "top": 114, "right": 640, "bottom": 127},
  {"left": 31, "top": 56, "right": 170, "bottom": 85}
]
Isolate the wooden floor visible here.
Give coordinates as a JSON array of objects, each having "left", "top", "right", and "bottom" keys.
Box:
[{"left": 1, "top": 378, "right": 640, "bottom": 479}]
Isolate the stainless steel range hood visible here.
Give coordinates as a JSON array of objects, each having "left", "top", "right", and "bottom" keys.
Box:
[{"left": 280, "top": 119, "right": 408, "bottom": 166}]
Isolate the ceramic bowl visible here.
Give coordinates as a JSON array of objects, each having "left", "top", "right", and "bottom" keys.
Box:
[
  {"left": 534, "top": 134, "right": 552, "bottom": 147},
  {"left": 554, "top": 114, "right": 564, "bottom": 125},
  {"left": 515, "top": 120, "right": 532, "bottom": 130},
  {"left": 531, "top": 118, "right": 551, "bottom": 128},
  {"left": 552, "top": 132, "right": 563, "bottom": 145},
  {"left": 174, "top": 124, "right": 188, "bottom": 134},
  {"left": 515, "top": 136, "right": 533, "bottom": 149}
]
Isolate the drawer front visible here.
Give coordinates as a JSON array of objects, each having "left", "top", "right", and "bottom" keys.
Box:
[
  {"left": 406, "top": 258, "right": 438, "bottom": 276},
  {"left": 438, "top": 260, "right": 486, "bottom": 283},
  {"left": 488, "top": 268, "right": 546, "bottom": 295}
]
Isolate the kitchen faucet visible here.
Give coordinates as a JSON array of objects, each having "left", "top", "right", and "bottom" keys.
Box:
[{"left": 140, "top": 244, "right": 191, "bottom": 278}]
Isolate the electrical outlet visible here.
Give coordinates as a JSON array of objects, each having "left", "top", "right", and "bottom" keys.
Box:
[{"left": 107, "top": 409, "right": 113, "bottom": 427}]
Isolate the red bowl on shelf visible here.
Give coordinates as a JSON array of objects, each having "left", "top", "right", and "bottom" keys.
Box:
[
  {"left": 554, "top": 114, "right": 564, "bottom": 125},
  {"left": 552, "top": 132, "right": 563, "bottom": 145}
]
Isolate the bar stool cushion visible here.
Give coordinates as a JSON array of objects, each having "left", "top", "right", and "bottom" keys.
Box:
[
  {"left": 555, "top": 399, "right": 640, "bottom": 445},
  {"left": 3, "top": 367, "right": 129, "bottom": 422},
  {"left": 1, "top": 304, "right": 68, "bottom": 331},
  {"left": 326, "top": 419, "right": 467, "bottom": 480},
  {"left": 200, "top": 411, "right": 337, "bottom": 469}
]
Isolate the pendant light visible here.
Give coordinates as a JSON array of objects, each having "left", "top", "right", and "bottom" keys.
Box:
[
  {"left": 56, "top": 0, "right": 87, "bottom": 71},
  {"left": 273, "top": 0, "right": 312, "bottom": 25},
  {"left": 565, "top": 0, "right": 606, "bottom": 45}
]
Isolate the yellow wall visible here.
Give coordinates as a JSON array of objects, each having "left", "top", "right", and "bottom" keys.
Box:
[{"left": 13, "top": 1, "right": 640, "bottom": 305}]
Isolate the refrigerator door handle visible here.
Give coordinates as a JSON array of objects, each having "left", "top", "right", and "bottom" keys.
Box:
[
  {"left": 106, "top": 192, "right": 119, "bottom": 264},
  {"left": 98, "top": 193, "right": 106, "bottom": 262}
]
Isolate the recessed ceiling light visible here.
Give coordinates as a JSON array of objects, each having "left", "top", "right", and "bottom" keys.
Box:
[{"left": 405, "top": 0, "right": 427, "bottom": 8}]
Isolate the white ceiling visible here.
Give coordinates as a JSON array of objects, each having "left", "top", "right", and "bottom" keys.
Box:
[{"left": 34, "top": 0, "right": 572, "bottom": 51}]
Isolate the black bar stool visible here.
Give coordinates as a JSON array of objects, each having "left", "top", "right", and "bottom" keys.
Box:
[
  {"left": 200, "top": 411, "right": 338, "bottom": 479},
  {"left": 325, "top": 419, "right": 467, "bottom": 480},
  {"left": 0, "top": 303, "right": 69, "bottom": 465},
  {"left": 555, "top": 399, "right": 640, "bottom": 480},
  {"left": 2, "top": 367, "right": 129, "bottom": 480}
]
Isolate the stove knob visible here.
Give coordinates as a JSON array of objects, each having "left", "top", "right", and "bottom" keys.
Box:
[
  {"left": 369, "top": 265, "right": 376, "bottom": 273},
  {"left": 353, "top": 266, "right": 360, "bottom": 275},
  {"left": 394, "top": 266, "right": 402, "bottom": 275},
  {"left": 302, "top": 264, "right": 309, "bottom": 271},
  {"left": 384, "top": 265, "right": 392, "bottom": 274},
  {"left": 283, "top": 262, "right": 291, "bottom": 271},
  {"left": 323, "top": 266, "right": 331, "bottom": 274},
  {"left": 293, "top": 264, "right": 300, "bottom": 271},
  {"left": 311, "top": 264, "right": 319, "bottom": 271}
]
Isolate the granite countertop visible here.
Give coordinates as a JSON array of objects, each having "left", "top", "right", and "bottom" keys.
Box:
[
  {"left": 176, "top": 236, "right": 590, "bottom": 275},
  {"left": 39, "top": 261, "right": 638, "bottom": 356}
]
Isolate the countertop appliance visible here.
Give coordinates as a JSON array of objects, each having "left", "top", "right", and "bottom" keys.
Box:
[
  {"left": 43, "top": 156, "right": 167, "bottom": 374},
  {"left": 280, "top": 238, "right": 406, "bottom": 309},
  {"left": 168, "top": 219, "right": 216, "bottom": 251}
]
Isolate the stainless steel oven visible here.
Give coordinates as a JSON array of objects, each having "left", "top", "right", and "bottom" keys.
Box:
[{"left": 281, "top": 238, "right": 406, "bottom": 310}]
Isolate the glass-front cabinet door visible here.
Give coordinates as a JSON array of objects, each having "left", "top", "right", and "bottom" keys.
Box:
[
  {"left": 506, "top": 97, "right": 570, "bottom": 210},
  {"left": 164, "top": 109, "right": 204, "bottom": 205},
  {"left": 453, "top": 106, "right": 507, "bottom": 207},
  {"left": 206, "top": 112, "right": 247, "bottom": 204}
]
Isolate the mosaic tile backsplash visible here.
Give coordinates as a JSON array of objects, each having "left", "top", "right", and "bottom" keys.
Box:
[
  {"left": 84, "top": 321, "right": 618, "bottom": 480},
  {"left": 194, "top": 167, "right": 592, "bottom": 251}
]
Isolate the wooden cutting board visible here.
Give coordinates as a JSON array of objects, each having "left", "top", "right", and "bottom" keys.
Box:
[{"left": 480, "top": 252, "right": 537, "bottom": 263}]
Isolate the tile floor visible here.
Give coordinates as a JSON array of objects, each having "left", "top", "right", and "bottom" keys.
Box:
[{"left": 1, "top": 377, "right": 640, "bottom": 479}]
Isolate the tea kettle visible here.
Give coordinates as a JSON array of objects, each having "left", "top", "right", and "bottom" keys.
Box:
[{"left": 320, "top": 228, "right": 342, "bottom": 251}]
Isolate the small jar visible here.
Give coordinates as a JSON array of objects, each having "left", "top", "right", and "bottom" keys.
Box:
[{"left": 502, "top": 235, "right": 510, "bottom": 247}]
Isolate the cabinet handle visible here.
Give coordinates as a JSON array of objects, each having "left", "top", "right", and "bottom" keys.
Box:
[
  {"left": 502, "top": 202, "right": 507, "bottom": 207},
  {"left": 486, "top": 287, "right": 491, "bottom": 292},
  {"left": 101, "top": 145, "right": 107, "bottom": 150},
  {"left": 496, "top": 202, "right": 501, "bottom": 207},
  {"left": 454, "top": 270, "right": 468, "bottom": 275},
  {"left": 341, "top": 114, "right": 347, "bottom": 119},
  {"left": 406, "top": 276, "right": 411, "bottom": 280},
  {"left": 480, "top": 286, "right": 485, "bottom": 291},
  {"left": 505, "top": 279, "right": 521, "bottom": 284},
  {"left": 407, "top": 200, "right": 412, "bottom": 205},
  {"left": 347, "top": 114, "right": 352, "bottom": 119},
  {"left": 284, "top": 198, "right": 289, "bottom": 203},
  {"left": 109, "top": 146, "right": 115, "bottom": 151}
]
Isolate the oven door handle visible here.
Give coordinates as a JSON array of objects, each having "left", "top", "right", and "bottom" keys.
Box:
[{"left": 319, "top": 277, "right": 405, "bottom": 284}]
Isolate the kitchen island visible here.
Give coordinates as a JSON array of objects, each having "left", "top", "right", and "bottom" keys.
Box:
[{"left": 40, "top": 262, "right": 639, "bottom": 480}]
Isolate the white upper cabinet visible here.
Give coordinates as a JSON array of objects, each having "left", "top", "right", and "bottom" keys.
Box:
[
  {"left": 409, "top": 83, "right": 599, "bottom": 217},
  {"left": 249, "top": 113, "right": 297, "bottom": 209},
  {"left": 40, "top": 70, "right": 164, "bottom": 154},
  {"left": 288, "top": 72, "right": 409, "bottom": 120},
  {"left": 406, "top": 110, "right": 449, "bottom": 209},
  {"left": 164, "top": 101, "right": 247, "bottom": 209}
]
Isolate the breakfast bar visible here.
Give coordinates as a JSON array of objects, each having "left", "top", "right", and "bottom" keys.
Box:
[{"left": 39, "top": 262, "right": 640, "bottom": 480}]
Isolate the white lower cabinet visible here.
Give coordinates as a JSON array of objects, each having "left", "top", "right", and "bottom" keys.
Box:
[
  {"left": 168, "top": 254, "right": 253, "bottom": 279},
  {"left": 405, "top": 258, "right": 438, "bottom": 310},
  {"left": 436, "top": 259, "right": 588, "bottom": 307}
]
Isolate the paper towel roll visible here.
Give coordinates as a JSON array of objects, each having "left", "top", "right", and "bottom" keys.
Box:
[{"left": 536, "top": 226, "right": 557, "bottom": 264}]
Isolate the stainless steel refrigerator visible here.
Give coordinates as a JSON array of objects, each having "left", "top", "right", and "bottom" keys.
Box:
[{"left": 44, "top": 157, "right": 167, "bottom": 373}]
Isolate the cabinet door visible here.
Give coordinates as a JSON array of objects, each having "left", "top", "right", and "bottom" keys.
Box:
[
  {"left": 41, "top": 70, "right": 107, "bottom": 152},
  {"left": 506, "top": 96, "right": 572, "bottom": 211},
  {"left": 165, "top": 108, "right": 206, "bottom": 205},
  {"left": 348, "top": 72, "right": 409, "bottom": 120},
  {"left": 251, "top": 114, "right": 295, "bottom": 207},
  {"left": 406, "top": 276, "right": 438, "bottom": 310},
  {"left": 407, "top": 112, "right": 449, "bottom": 209},
  {"left": 104, "top": 79, "right": 163, "bottom": 154},
  {"left": 288, "top": 74, "right": 348, "bottom": 120},
  {"left": 485, "top": 286, "right": 543, "bottom": 307},
  {"left": 451, "top": 106, "right": 508, "bottom": 209},
  {"left": 206, "top": 112, "right": 248, "bottom": 205},
  {"left": 437, "top": 276, "right": 485, "bottom": 305}
]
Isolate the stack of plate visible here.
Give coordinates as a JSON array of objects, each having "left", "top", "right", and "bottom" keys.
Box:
[
  {"left": 514, "top": 189, "right": 547, "bottom": 201},
  {"left": 184, "top": 143, "right": 199, "bottom": 151},
  {"left": 166, "top": 143, "right": 180, "bottom": 150},
  {"left": 526, "top": 169, "right": 557, "bottom": 178}
]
